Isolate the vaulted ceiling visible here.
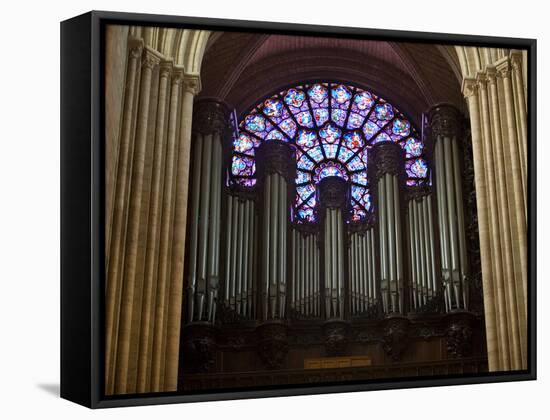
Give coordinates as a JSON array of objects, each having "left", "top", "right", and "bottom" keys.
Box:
[{"left": 198, "top": 31, "right": 464, "bottom": 127}]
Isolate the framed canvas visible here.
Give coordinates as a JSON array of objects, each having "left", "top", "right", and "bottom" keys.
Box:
[{"left": 60, "top": 10, "right": 537, "bottom": 408}]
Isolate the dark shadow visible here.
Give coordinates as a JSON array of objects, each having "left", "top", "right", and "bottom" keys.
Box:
[{"left": 37, "top": 383, "right": 60, "bottom": 397}]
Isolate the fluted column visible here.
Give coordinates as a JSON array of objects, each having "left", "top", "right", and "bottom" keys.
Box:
[
  {"left": 462, "top": 60, "right": 528, "bottom": 371},
  {"left": 319, "top": 177, "right": 348, "bottom": 319},
  {"left": 257, "top": 141, "right": 295, "bottom": 320},
  {"left": 186, "top": 100, "right": 230, "bottom": 323},
  {"left": 428, "top": 105, "right": 469, "bottom": 312},
  {"left": 369, "top": 142, "right": 406, "bottom": 315}
]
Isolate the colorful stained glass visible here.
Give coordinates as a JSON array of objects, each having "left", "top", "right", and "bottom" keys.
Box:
[
  {"left": 308, "top": 84, "right": 328, "bottom": 103},
  {"left": 296, "top": 130, "right": 317, "bottom": 149},
  {"left": 352, "top": 171, "right": 368, "bottom": 186},
  {"left": 347, "top": 112, "right": 364, "bottom": 129},
  {"left": 408, "top": 158, "right": 428, "bottom": 178},
  {"left": 375, "top": 103, "right": 394, "bottom": 120},
  {"left": 263, "top": 98, "right": 283, "bottom": 117},
  {"left": 344, "top": 131, "right": 364, "bottom": 151},
  {"left": 351, "top": 206, "right": 367, "bottom": 221},
  {"left": 331, "top": 84, "right": 352, "bottom": 104},
  {"left": 353, "top": 91, "right": 374, "bottom": 110},
  {"left": 234, "top": 133, "right": 254, "bottom": 154},
  {"left": 297, "top": 151, "right": 315, "bottom": 170},
  {"left": 284, "top": 88, "right": 306, "bottom": 107},
  {"left": 296, "top": 111, "right": 314, "bottom": 127},
  {"left": 266, "top": 129, "right": 285, "bottom": 141},
  {"left": 319, "top": 123, "right": 341, "bottom": 143},
  {"left": 363, "top": 121, "right": 379, "bottom": 140},
  {"left": 348, "top": 156, "right": 365, "bottom": 171},
  {"left": 392, "top": 118, "right": 410, "bottom": 137},
  {"left": 296, "top": 170, "right": 311, "bottom": 184},
  {"left": 231, "top": 155, "right": 255, "bottom": 176},
  {"left": 313, "top": 108, "right": 329, "bottom": 125},
  {"left": 323, "top": 144, "right": 338, "bottom": 159},
  {"left": 337, "top": 146, "right": 354, "bottom": 163},
  {"left": 403, "top": 137, "right": 423, "bottom": 157},
  {"left": 279, "top": 118, "right": 296, "bottom": 137},
  {"left": 373, "top": 132, "right": 391, "bottom": 144},
  {"left": 235, "top": 178, "right": 257, "bottom": 187},
  {"left": 245, "top": 114, "right": 266, "bottom": 132},
  {"left": 314, "top": 162, "right": 348, "bottom": 183},
  {"left": 308, "top": 146, "right": 324, "bottom": 162},
  {"left": 331, "top": 109, "right": 347, "bottom": 126},
  {"left": 296, "top": 184, "right": 315, "bottom": 203},
  {"left": 234, "top": 82, "right": 424, "bottom": 223}
]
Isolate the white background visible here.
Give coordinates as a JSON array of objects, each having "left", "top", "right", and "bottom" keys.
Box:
[{"left": 0, "top": 0, "right": 547, "bottom": 418}]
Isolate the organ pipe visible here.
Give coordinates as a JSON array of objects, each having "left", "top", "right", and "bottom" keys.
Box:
[{"left": 429, "top": 104, "right": 468, "bottom": 311}]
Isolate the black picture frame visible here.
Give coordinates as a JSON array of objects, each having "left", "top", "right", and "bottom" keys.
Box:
[{"left": 60, "top": 10, "right": 537, "bottom": 409}]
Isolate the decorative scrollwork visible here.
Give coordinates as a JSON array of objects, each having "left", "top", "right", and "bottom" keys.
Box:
[
  {"left": 193, "top": 99, "right": 230, "bottom": 135},
  {"left": 256, "top": 141, "right": 296, "bottom": 184},
  {"left": 427, "top": 104, "right": 461, "bottom": 139},
  {"left": 256, "top": 322, "right": 289, "bottom": 369},
  {"left": 323, "top": 320, "right": 350, "bottom": 356},
  {"left": 318, "top": 176, "right": 348, "bottom": 209},
  {"left": 381, "top": 316, "right": 410, "bottom": 361}
]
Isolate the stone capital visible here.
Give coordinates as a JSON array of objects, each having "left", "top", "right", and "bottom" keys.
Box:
[
  {"left": 159, "top": 60, "right": 174, "bottom": 78},
  {"left": 496, "top": 57, "right": 512, "bottom": 79},
  {"left": 486, "top": 65, "right": 498, "bottom": 86},
  {"left": 183, "top": 73, "right": 202, "bottom": 96},
  {"left": 461, "top": 77, "right": 478, "bottom": 99},
  {"left": 509, "top": 49, "right": 524, "bottom": 71}
]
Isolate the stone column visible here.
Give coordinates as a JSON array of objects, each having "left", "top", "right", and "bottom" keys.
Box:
[
  {"left": 105, "top": 37, "right": 143, "bottom": 395},
  {"left": 368, "top": 142, "right": 406, "bottom": 315}
]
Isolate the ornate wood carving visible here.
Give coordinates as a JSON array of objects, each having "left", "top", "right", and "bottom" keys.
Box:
[
  {"left": 368, "top": 141, "right": 406, "bottom": 184},
  {"left": 256, "top": 140, "right": 296, "bottom": 184},
  {"left": 445, "top": 312, "right": 476, "bottom": 358},
  {"left": 318, "top": 176, "right": 349, "bottom": 209},
  {"left": 193, "top": 99, "right": 230, "bottom": 135},
  {"left": 179, "top": 323, "right": 217, "bottom": 374},
  {"left": 323, "top": 320, "right": 350, "bottom": 356},
  {"left": 381, "top": 316, "right": 410, "bottom": 361},
  {"left": 427, "top": 103, "right": 461, "bottom": 139},
  {"left": 256, "top": 321, "right": 289, "bottom": 369}
]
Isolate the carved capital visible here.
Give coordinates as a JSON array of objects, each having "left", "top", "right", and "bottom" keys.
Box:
[
  {"left": 496, "top": 58, "right": 512, "bottom": 79},
  {"left": 142, "top": 49, "right": 160, "bottom": 70},
  {"left": 476, "top": 72, "right": 489, "bottom": 91},
  {"left": 368, "top": 141, "right": 406, "bottom": 184},
  {"left": 183, "top": 73, "right": 201, "bottom": 96},
  {"left": 462, "top": 77, "right": 478, "bottom": 98},
  {"left": 256, "top": 140, "right": 296, "bottom": 183},
  {"left": 171, "top": 69, "right": 184, "bottom": 86},
  {"left": 318, "top": 176, "right": 348, "bottom": 209},
  {"left": 427, "top": 104, "right": 462, "bottom": 139},
  {"left": 159, "top": 61, "right": 173, "bottom": 78},
  {"left": 192, "top": 99, "right": 230, "bottom": 135},
  {"left": 486, "top": 65, "right": 498, "bottom": 86},
  {"left": 127, "top": 37, "right": 144, "bottom": 59},
  {"left": 510, "top": 50, "right": 524, "bottom": 71}
]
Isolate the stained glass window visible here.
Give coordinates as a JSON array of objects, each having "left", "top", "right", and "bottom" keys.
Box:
[{"left": 229, "top": 82, "right": 429, "bottom": 223}]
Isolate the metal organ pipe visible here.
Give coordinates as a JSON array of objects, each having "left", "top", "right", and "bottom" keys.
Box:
[
  {"left": 187, "top": 134, "right": 203, "bottom": 320},
  {"left": 393, "top": 175, "right": 403, "bottom": 312},
  {"left": 378, "top": 174, "right": 387, "bottom": 313}
]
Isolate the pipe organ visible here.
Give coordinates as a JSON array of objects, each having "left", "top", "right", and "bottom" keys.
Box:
[
  {"left": 407, "top": 192, "right": 438, "bottom": 310},
  {"left": 257, "top": 142, "right": 295, "bottom": 321},
  {"left": 318, "top": 177, "right": 348, "bottom": 319},
  {"left": 186, "top": 100, "right": 227, "bottom": 323},
  {"left": 429, "top": 105, "right": 469, "bottom": 311},
  {"left": 180, "top": 102, "right": 483, "bottom": 382},
  {"left": 349, "top": 227, "right": 377, "bottom": 316},
  {"left": 369, "top": 143, "right": 406, "bottom": 315},
  {"left": 224, "top": 194, "right": 257, "bottom": 318},
  {"left": 291, "top": 228, "right": 320, "bottom": 318}
]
